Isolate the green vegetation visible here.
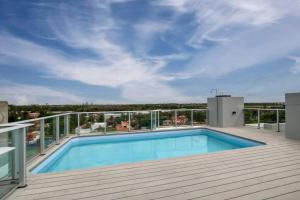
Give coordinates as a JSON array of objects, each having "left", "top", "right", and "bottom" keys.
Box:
[
  {"left": 8, "top": 103, "right": 207, "bottom": 122},
  {"left": 8, "top": 102, "right": 284, "bottom": 122},
  {"left": 10, "top": 102, "right": 283, "bottom": 161},
  {"left": 245, "top": 109, "right": 285, "bottom": 124}
]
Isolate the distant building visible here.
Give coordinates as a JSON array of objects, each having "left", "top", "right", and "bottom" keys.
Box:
[
  {"left": 162, "top": 115, "right": 187, "bottom": 126},
  {"left": 163, "top": 120, "right": 172, "bottom": 126},
  {"left": 28, "top": 112, "right": 40, "bottom": 119},
  {"left": 116, "top": 121, "right": 130, "bottom": 131},
  {"left": 176, "top": 115, "right": 187, "bottom": 125}
]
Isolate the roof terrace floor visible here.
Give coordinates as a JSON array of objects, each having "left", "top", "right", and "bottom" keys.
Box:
[{"left": 8, "top": 126, "right": 300, "bottom": 200}]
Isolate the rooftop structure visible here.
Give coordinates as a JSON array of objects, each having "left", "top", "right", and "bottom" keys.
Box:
[{"left": 1, "top": 93, "right": 300, "bottom": 200}]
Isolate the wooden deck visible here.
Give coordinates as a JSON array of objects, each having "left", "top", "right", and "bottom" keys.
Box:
[{"left": 8, "top": 127, "right": 300, "bottom": 200}]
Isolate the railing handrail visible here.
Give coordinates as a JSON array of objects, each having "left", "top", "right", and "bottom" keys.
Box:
[
  {"left": 3, "top": 109, "right": 207, "bottom": 126},
  {"left": 0, "top": 123, "right": 33, "bottom": 134},
  {"left": 74, "top": 109, "right": 207, "bottom": 115},
  {"left": 244, "top": 108, "right": 285, "bottom": 111},
  {"left": 7, "top": 112, "right": 73, "bottom": 125}
]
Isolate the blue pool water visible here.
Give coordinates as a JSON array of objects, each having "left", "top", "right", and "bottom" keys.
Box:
[{"left": 32, "top": 129, "right": 263, "bottom": 174}]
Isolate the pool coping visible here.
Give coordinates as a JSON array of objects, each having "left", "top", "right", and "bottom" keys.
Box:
[{"left": 27, "top": 126, "right": 266, "bottom": 174}]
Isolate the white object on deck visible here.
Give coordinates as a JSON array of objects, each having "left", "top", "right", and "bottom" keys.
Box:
[{"left": 91, "top": 123, "right": 106, "bottom": 131}]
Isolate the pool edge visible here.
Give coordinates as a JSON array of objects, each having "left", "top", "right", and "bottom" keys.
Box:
[{"left": 28, "top": 127, "right": 265, "bottom": 174}]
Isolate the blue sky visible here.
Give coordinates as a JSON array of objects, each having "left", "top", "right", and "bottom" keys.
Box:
[{"left": 0, "top": 0, "right": 300, "bottom": 104}]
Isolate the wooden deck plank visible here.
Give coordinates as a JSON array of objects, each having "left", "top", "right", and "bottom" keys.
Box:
[
  {"left": 27, "top": 143, "right": 300, "bottom": 184},
  {"left": 23, "top": 165, "right": 300, "bottom": 200},
  {"left": 22, "top": 152, "right": 300, "bottom": 192},
  {"left": 8, "top": 127, "right": 300, "bottom": 200},
  {"left": 15, "top": 154, "right": 300, "bottom": 199},
  {"left": 266, "top": 190, "right": 300, "bottom": 200},
  {"left": 26, "top": 149, "right": 300, "bottom": 189},
  {"left": 220, "top": 180, "right": 300, "bottom": 200}
]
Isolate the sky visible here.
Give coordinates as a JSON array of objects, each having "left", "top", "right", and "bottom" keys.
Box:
[{"left": 0, "top": 0, "right": 300, "bottom": 105}]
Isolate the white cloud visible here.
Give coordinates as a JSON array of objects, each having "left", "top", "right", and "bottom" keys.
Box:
[
  {"left": 153, "top": 0, "right": 300, "bottom": 78},
  {"left": 154, "top": 0, "right": 300, "bottom": 48},
  {"left": 0, "top": 0, "right": 197, "bottom": 103},
  {"left": 120, "top": 81, "right": 203, "bottom": 103},
  {"left": 289, "top": 56, "right": 300, "bottom": 74},
  {"left": 0, "top": 83, "right": 83, "bottom": 105},
  {"left": 133, "top": 20, "right": 172, "bottom": 54},
  {"left": 185, "top": 18, "right": 300, "bottom": 77},
  {"left": 2, "top": 0, "right": 300, "bottom": 104}
]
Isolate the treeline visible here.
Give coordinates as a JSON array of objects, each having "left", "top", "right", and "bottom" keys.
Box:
[
  {"left": 9, "top": 103, "right": 207, "bottom": 112},
  {"left": 8, "top": 102, "right": 284, "bottom": 122}
]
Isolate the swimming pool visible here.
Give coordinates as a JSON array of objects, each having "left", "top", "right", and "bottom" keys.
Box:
[{"left": 32, "top": 129, "right": 263, "bottom": 174}]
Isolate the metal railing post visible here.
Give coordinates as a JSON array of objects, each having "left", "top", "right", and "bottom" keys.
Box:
[
  {"left": 154, "top": 111, "right": 157, "bottom": 129},
  {"left": 206, "top": 109, "right": 209, "bottom": 125},
  {"left": 12, "top": 130, "right": 19, "bottom": 180},
  {"left": 77, "top": 113, "right": 80, "bottom": 136},
  {"left": 104, "top": 114, "right": 107, "bottom": 134},
  {"left": 18, "top": 128, "right": 27, "bottom": 187},
  {"left": 55, "top": 116, "right": 60, "bottom": 144},
  {"left": 40, "top": 119, "right": 45, "bottom": 155},
  {"left": 175, "top": 110, "right": 177, "bottom": 127},
  {"left": 257, "top": 109, "right": 261, "bottom": 129},
  {"left": 157, "top": 110, "right": 160, "bottom": 128},
  {"left": 191, "top": 109, "right": 194, "bottom": 126},
  {"left": 128, "top": 112, "right": 131, "bottom": 132},
  {"left": 150, "top": 111, "right": 153, "bottom": 131},
  {"left": 276, "top": 109, "right": 280, "bottom": 132},
  {"left": 64, "top": 114, "right": 69, "bottom": 137}
]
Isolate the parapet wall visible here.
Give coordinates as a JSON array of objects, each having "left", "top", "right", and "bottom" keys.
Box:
[
  {"left": 0, "top": 101, "right": 8, "bottom": 124},
  {"left": 208, "top": 96, "right": 244, "bottom": 128},
  {"left": 286, "top": 93, "right": 300, "bottom": 140}
]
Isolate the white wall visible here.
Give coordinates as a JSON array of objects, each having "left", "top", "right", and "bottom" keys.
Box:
[
  {"left": 207, "top": 98, "right": 218, "bottom": 127},
  {"left": 208, "top": 96, "right": 244, "bottom": 127},
  {"left": 286, "top": 93, "right": 300, "bottom": 140}
]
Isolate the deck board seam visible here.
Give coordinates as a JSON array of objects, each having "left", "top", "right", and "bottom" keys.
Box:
[
  {"left": 262, "top": 190, "right": 300, "bottom": 200},
  {"left": 23, "top": 154, "right": 300, "bottom": 192},
  {"left": 65, "top": 173, "right": 300, "bottom": 200},
  {"left": 34, "top": 168, "right": 300, "bottom": 200},
  {"left": 26, "top": 150, "right": 300, "bottom": 188},
  {"left": 220, "top": 180, "right": 300, "bottom": 200},
  {"left": 16, "top": 158, "right": 300, "bottom": 198}
]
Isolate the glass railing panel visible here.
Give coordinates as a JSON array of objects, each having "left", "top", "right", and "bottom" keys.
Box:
[
  {"left": 0, "top": 150, "right": 16, "bottom": 199},
  {"left": 192, "top": 110, "right": 206, "bottom": 126},
  {"left": 79, "top": 113, "right": 92, "bottom": 134},
  {"left": 0, "top": 130, "right": 20, "bottom": 199},
  {"left": 89, "top": 113, "right": 105, "bottom": 134},
  {"left": 0, "top": 151, "right": 14, "bottom": 180},
  {"left": 158, "top": 110, "right": 175, "bottom": 129},
  {"left": 59, "top": 116, "right": 65, "bottom": 139},
  {"left": 176, "top": 110, "right": 191, "bottom": 127},
  {"left": 130, "top": 111, "right": 151, "bottom": 131},
  {"left": 105, "top": 112, "right": 130, "bottom": 134},
  {"left": 244, "top": 109, "right": 258, "bottom": 126},
  {"left": 69, "top": 114, "right": 77, "bottom": 135},
  {"left": 0, "top": 131, "right": 10, "bottom": 147},
  {"left": 260, "top": 110, "right": 277, "bottom": 124},
  {"left": 279, "top": 110, "right": 285, "bottom": 123},
  {"left": 25, "top": 121, "right": 40, "bottom": 161},
  {"left": 244, "top": 109, "right": 285, "bottom": 131},
  {"left": 78, "top": 113, "right": 105, "bottom": 135},
  {"left": 44, "top": 118, "right": 56, "bottom": 150},
  {"left": 260, "top": 110, "right": 282, "bottom": 131}
]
